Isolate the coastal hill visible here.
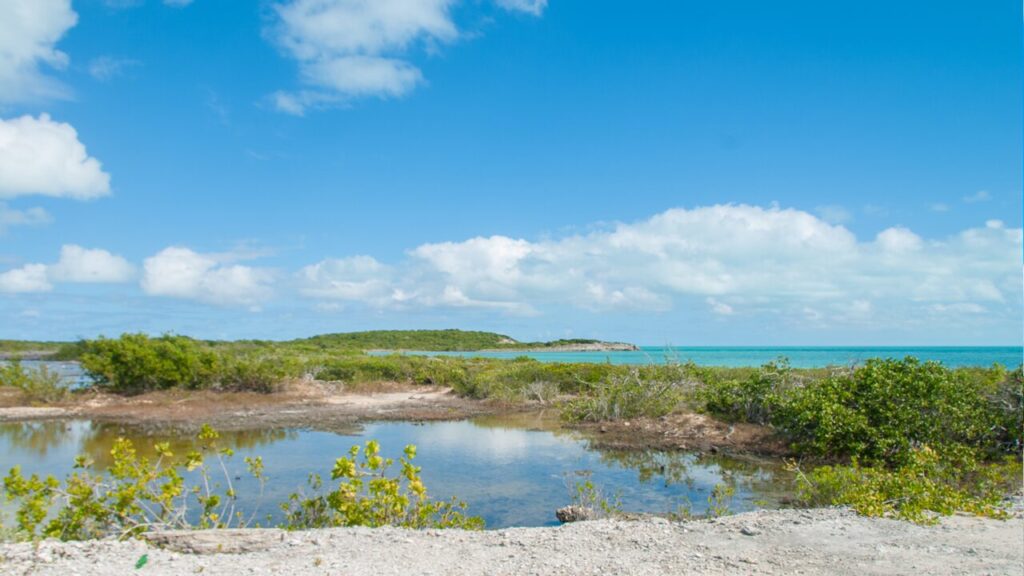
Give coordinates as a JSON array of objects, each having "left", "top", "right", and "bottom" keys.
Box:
[{"left": 292, "top": 329, "right": 639, "bottom": 352}]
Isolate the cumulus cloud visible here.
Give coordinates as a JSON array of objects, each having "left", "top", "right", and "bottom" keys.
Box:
[
  {"left": 299, "top": 255, "right": 396, "bottom": 304},
  {"left": 0, "top": 0, "right": 77, "bottom": 103},
  {"left": 0, "top": 114, "right": 111, "bottom": 200},
  {"left": 269, "top": 0, "right": 458, "bottom": 113},
  {"left": 49, "top": 245, "right": 134, "bottom": 283},
  {"left": 269, "top": 0, "right": 546, "bottom": 114},
  {"left": 0, "top": 245, "right": 133, "bottom": 294},
  {"left": 296, "top": 204, "right": 1023, "bottom": 326},
  {"left": 0, "top": 264, "right": 51, "bottom": 293},
  {"left": 141, "top": 247, "right": 273, "bottom": 307}
]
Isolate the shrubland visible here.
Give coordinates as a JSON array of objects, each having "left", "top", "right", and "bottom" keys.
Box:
[
  {"left": 0, "top": 360, "right": 67, "bottom": 403},
  {"left": 696, "top": 357, "right": 1022, "bottom": 523}
]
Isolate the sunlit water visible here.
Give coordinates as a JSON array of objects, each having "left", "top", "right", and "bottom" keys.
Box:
[
  {"left": 0, "top": 416, "right": 789, "bottom": 528},
  {"left": 375, "top": 346, "right": 1023, "bottom": 368}
]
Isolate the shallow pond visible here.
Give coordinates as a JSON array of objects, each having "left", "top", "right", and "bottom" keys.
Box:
[{"left": 0, "top": 414, "right": 790, "bottom": 529}]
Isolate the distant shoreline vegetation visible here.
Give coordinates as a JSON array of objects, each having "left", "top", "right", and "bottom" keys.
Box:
[{"left": 0, "top": 330, "right": 638, "bottom": 360}]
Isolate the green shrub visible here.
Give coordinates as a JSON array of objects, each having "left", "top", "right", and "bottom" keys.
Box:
[
  {"left": 791, "top": 447, "right": 1020, "bottom": 524},
  {"left": 696, "top": 360, "right": 794, "bottom": 424},
  {"left": 77, "top": 334, "right": 308, "bottom": 394},
  {"left": 80, "top": 334, "right": 222, "bottom": 394},
  {"left": 986, "top": 366, "right": 1023, "bottom": 454},
  {"left": 280, "top": 440, "right": 483, "bottom": 530},
  {"left": 219, "top": 356, "right": 297, "bottom": 393},
  {"left": 773, "top": 357, "right": 995, "bottom": 465},
  {"left": 562, "top": 370, "right": 683, "bottom": 422},
  {"left": 0, "top": 360, "right": 67, "bottom": 403},
  {"left": 1, "top": 425, "right": 266, "bottom": 540}
]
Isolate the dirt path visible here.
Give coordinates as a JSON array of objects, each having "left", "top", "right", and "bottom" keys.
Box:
[{"left": 1, "top": 508, "right": 1020, "bottom": 575}]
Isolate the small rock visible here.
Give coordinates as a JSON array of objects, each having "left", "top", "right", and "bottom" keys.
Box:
[
  {"left": 556, "top": 506, "right": 594, "bottom": 523},
  {"left": 740, "top": 525, "right": 761, "bottom": 536}
]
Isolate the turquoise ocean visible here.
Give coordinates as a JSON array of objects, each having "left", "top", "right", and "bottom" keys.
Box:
[{"left": 380, "top": 346, "right": 1023, "bottom": 368}]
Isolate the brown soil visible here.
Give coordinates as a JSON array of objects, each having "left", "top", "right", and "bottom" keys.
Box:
[{"left": 575, "top": 412, "right": 790, "bottom": 456}]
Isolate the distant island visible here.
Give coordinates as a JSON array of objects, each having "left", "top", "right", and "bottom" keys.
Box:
[
  {"left": 0, "top": 330, "right": 638, "bottom": 359},
  {"left": 266, "top": 330, "right": 639, "bottom": 352}
]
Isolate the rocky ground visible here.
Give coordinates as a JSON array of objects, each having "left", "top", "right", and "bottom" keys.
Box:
[{"left": 1, "top": 508, "right": 1021, "bottom": 575}]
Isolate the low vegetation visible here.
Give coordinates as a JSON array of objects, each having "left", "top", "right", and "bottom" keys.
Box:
[
  {"left": 0, "top": 361, "right": 67, "bottom": 403},
  {"left": 0, "top": 426, "right": 481, "bottom": 541},
  {"left": 698, "top": 358, "right": 1023, "bottom": 523},
  {"left": 561, "top": 369, "right": 685, "bottom": 422},
  {"left": 0, "top": 340, "right": 67, "bottom": 359},
  {"left": 78, "top": 334, "right": 307, "bottom": 394}
]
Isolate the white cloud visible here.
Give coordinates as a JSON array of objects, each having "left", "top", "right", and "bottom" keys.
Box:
[
  {"left": 0, "top": 114, "right": 111, "bottom": 200},
  {"left": 0, "top": 264, "right": 51, "bottom": 293},
  {"left": 0, "top": 203, "right": 51, "bottom": 232},
  {"left": 270, "top": 0, "right": 547, "bottom": 113},
  {"left": 929, "top": 203, "right": 950, "bottom": 213},
  {"left": 87, "top": 56, "right": 139, "bottom": 81},
  {"left": 49, "top": 245, "right": 134, "bottom": 283},
  {"left": 164, "top": 0, "right": 195, "bottom": 6},
  {"left": 963, "top": 190, "right": 991, "bottom": 203},
  {"left": 296, "top": 204, "right": 1023, "bottom": 328},
  {"left": 270, "top": 0, "right": 458, "bottom": 112},
  {"left": 299, "top": 255, "right": 395, "bottom": 304},
  {"left": 0, "top": 245, "right": 132, "bottom": 294},
  {"left": 0, "top": 0, "right": 77, "bottom": 103},
  {"left": 874, "top": 226, "right": 922, "bottom": 253},
  {"left": 496, "top": 0, "right": 547, "bottom": 15},
  {"left": 141, "top": 247, "right": 273, "bottom": 307}
]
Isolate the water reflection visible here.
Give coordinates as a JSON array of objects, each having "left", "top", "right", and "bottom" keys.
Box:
[
  {"left": 0, "top": 421, "right": 297, "bottom": 468},
  {"left": 0, "top": 417, "right": 792, "bottom": 528},
  {"left": 0, "top": 421, "right": 72, "bottom": 457},
  {"left": 596, "top": 449, "right": 791, "bottom": 506}
]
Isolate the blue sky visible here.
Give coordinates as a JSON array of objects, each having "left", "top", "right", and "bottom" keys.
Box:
[{"left": 0, "top": 0, "right": 1020, "bottom": 345}]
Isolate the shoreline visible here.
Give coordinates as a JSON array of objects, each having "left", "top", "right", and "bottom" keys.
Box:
[{"left": 2, "top": 508, "right": 1020, "bottom": 575}]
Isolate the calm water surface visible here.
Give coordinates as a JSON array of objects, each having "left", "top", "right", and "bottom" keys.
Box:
[{"left": 0, "top": 415, "right": 788, "bottom": 528}]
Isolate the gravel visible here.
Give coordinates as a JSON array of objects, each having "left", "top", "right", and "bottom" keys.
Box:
[{"left": 1, "top": 508, "right": 1021, "bottom": 575}]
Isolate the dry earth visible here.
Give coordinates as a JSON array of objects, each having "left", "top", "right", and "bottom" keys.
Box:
[{"left": 1, "top": 508, "right": 1021, "bottom": 575}]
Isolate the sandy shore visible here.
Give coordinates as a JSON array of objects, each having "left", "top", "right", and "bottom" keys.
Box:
[{"left": 1, "top": 508, "right": 1020, "bottom": 575}]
